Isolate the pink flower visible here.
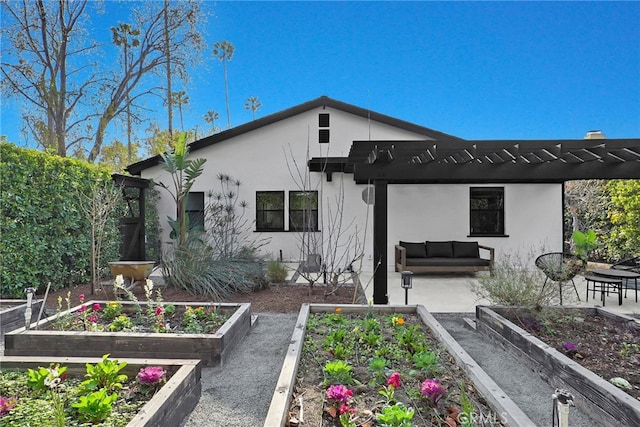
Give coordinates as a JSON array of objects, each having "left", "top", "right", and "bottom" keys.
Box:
[
  {"left": 155, "top": 307, "right": 163, "bottom": 316},
  {"left": 420, "top": 379, "right": 445, "bottom": 403},
  {"left": 87, "top": 314, "right": 98, "bottom": 324},
  {"left": 0, "top": 396, "right": 17, "bottom": 417},
  {"left": 387, "top": 372, "right": 401, "bottom": 388},
  {"left": 92, "top": 303, "right": 101, "bottom": 311},
  {"left": 78, "top": 294, "right": 85, "bottom": 303},
  {"left": 326, "top": 384, "right": 353, "bottom": 403},
  {"left": 137, "top": 366, "right": 167, "bottom": 385},
  {"left": 339, "top": 404, "right": 356, "bottom": 415},
  {"left": 77, "top": 305, "right": 87, "bottom": 313}
]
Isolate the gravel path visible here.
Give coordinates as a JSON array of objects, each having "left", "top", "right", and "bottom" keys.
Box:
[
  {"left": 181, "top": 311, "right": 604, "bottom": 427},
  {"left": 181, "top": 312, "right": 298, "bottom": 427}
]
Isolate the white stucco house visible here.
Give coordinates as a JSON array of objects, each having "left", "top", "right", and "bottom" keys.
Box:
[{"left": 125, "top": 96, "right": 640, "bottom": 303}]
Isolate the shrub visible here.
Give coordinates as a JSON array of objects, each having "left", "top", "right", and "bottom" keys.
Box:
[
  {"left": 471, "top": 247, "right": 559, "bottom": 309},
  {"left": 267, "top": 260, "right": 288, "bottom": 283},
  {"left": 0, "top": 143, "right": 121, "bottom": 296}
]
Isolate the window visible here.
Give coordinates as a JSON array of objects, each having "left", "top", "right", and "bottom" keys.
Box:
[
  {"left": 289, "top": 191, "right": 319, "bottom": 231},
  {"left": 319, "top": 129, "right": 330, "bottom": 143},
  {"left": 256, "top": 191, "right": 284, "bottom": 231},
  {"left": 186, "top": 192, "right": 205, "bottom": 230},
  {"left": 319, "top": 113, "right": 330, "bottom": 127},
  {"left": 470, "top": 187, "right": 504, "bottom": 236}
]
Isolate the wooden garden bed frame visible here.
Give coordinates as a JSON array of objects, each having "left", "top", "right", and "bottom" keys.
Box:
[
  {"left": 4, "top": 301, "right": 253, "bottom": 367},
  {"left": 476, "top": 305, "right": 640, "bottom": 426},
  {"left": 264, "top": 303, "right": 534, "bottom": 427}
]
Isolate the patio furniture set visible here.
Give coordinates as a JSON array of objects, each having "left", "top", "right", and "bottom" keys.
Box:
[{"left": 536, "top": 253, "right": 640, "bottom": 306}]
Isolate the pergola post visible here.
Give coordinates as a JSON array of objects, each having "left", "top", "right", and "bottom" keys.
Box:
[{"left": 373, "top": 179, "right": 388, "bottom": 304}]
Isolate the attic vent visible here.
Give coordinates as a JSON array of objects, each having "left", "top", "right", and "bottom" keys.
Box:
[
  {"left": 319, "top": 113, "right": 330, "bottom": 127},
  {"left": 585, "top": 130, "right": 605, "bottom": 140},
  {"left": 319, "top": 129, "right": 330, "bottom": 143}
]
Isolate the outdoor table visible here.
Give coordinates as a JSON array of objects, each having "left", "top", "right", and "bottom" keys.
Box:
[
  {"left": 589, "top": 268, "right": 640, "bottom": 303},
  {"left": 585, "top": 275, "right": 623, "bottom": 306}
]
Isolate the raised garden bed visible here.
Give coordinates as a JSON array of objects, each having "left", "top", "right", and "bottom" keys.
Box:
[
  {"left": 476, "top": 305, "right": 640, "bottom": 426},
  {"left": 265, "top": 304, "right": 534, "bottom": 427},
  {"left": 4, "top": 301, "right": 252, "bottom": 367},
  {"left": 0, "top": 355, "right": 201, "bottom": 427},
  {"left": 0, "top": 299, "right": 44, "bottom": 337}
]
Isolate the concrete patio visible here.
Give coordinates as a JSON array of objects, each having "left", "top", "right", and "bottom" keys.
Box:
[{"left": 357, "top": 269, "right": 640, "bottom": 316}]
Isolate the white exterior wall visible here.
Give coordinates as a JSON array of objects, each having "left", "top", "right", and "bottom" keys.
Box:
[
  {"left": 387, "top": 183, "right": 564, "bottom": 269},
  {"left": 141, "top": 106, "right": 428, "bottom": 264},
  {"left": 140, "top": 105, "right": 564, "bottom": 272}
]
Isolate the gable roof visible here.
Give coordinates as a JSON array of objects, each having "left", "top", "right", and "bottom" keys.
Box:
[{"left": 126, "top": 95, "right": 463, "bottom": 175}]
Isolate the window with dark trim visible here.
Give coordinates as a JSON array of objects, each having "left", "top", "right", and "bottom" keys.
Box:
[
  {"left": 186, "top": 192, "right": 205, "bottom": 230},
  {"left": 319, "top": 129, "right": 330, "bottom": 143},
  {"left": 256, "top": 191, "right": 285, "bottom": 231},
  {"left": 289, "top": 191, "right": 319, "bottom": 232},
  {"left": 319, "top": 113, "right": 330, "bottom": 127},
  {"left": 469, "top": 187, "right": 504, "bottom": 236}
]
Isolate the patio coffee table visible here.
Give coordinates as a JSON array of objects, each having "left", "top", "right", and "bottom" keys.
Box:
[
  {"left": 585, "top": 275, "right": 622, "bottom": 306},
  {"left": 589, "top": 268, "right": 640, "bottom": 303}
]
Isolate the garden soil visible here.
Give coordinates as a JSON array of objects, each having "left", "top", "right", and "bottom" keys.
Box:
[{"left": 34, "top": 283, "right": 604, "bottom": 426}]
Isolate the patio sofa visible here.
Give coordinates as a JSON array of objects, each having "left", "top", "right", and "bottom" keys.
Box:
[{"left": 394, "top": 241, "right": 494, "bottom": 274}]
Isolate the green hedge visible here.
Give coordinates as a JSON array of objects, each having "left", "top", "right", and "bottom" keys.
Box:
[{"left": 0, "top": 143, "right": 120, "bottom": 297}]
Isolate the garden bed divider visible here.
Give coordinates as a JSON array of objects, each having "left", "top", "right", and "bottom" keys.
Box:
[
  {"left": 0, "top": 299, "right": 44, "bottom": 337},
  {"left": 264, "top": 303, "right": 534, "bottom": 427},
  {"left": 476, "top": 305, "right": 640, "bottom": 426}
]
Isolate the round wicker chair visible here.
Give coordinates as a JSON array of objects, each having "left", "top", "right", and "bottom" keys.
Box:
[{"left": 535, "top": 252, "right": 584, "bottom": 305}]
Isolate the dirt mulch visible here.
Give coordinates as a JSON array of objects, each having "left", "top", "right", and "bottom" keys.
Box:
[{"left": 38, "top": 281, "right": 364, "bottom": 314}]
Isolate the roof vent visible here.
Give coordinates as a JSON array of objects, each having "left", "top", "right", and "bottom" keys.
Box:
[{"left": 585, "top": 130, "right": 605, "bottom": 139}]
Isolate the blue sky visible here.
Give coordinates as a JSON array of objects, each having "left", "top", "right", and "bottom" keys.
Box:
[{"left": 2, "top": 1, "right": 639, "bottom": 152}]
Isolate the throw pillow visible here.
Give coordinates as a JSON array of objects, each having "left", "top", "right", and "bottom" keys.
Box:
[
  {"left": 400, "top": 241, "right": 427, "bottom": 258},
  {"left": 452, "top": 241, "right": 480, "bottom": 258},
  {"left": 426, "top": 241, "right": 453, "bottom": 258}
]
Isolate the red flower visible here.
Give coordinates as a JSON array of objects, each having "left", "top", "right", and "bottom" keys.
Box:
[
  {"left": 92, "top": 303, "right": 101, "bottom": 311},
  {"left": 77, "top": 305, "right": 87, "bottom": 313},
  {"left": 339, "top": 404, "right": 356, "bottom": 415},
  {"left": 155, "top": 307, "right": 163, "bottom": 316},
  {"left": 387, "top": 372, "right": 401, "bottom": 388},
  {"left": 78, "top": 294, "right": 85, "bottom": 303}
]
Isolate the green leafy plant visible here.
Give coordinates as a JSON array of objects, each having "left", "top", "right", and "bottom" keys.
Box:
[
  {"left": 323, "top": 360, "right": 353, "bottom": 386},
  {"left": 572, "top": 229, "right": 598, "bottom": 262},
  {"left": 71, "top": 389, "right": 118, "bottom": 423},
  {"left": 80, "top": 354, "right": 128, "bottom": 393},
  {"left": 396, "top": 325, "right": 425, "bottom": 355},
  {"left": 376, "top": 402, "right": 415, "bottom": 426},
  {"left": 458, "top": 382, "right": 475, "bottom": 427},
  {"left": 412, "top": 351, "right": 440, "bottom": 375},
  {"left": 368, "top": 357, "right": 388, "bottom": 383},
  {"left": 108, "top": 314, "right": 133, "bottom": 331},
  {"left": 156, "top": 132, "right": 207, "bottom": 248}
]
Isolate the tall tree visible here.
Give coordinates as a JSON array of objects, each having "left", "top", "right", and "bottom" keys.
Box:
[
  {"left": 212, "top": 40, "right": 234, "bottom": 129},
  {"left": 111, "top": 23, "right": 140, "bottom": 164},
  {"left": 1, "top": 0, "right": 205, "bottom": 162},
  {"left": 163, "top": 0, "right": 174, "bottom": 140},
  {"left": 89, "top": 1, "right": 204, "bottom": 162},
  {"left": 171, "top": 90, "right": 190, "bottom": 130},
  {"left": 203, "top": 109, "right": 220, "bottom": 135},
  {"left": 244, "top": 96, "right": 262, "bottom": 120},
  {"left": 1, "top": 0, "right": 97, "bottom": 156}
]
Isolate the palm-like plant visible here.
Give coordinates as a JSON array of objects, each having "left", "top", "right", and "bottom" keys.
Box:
[
  {"left": 156, "top": 132, "right": 206, "bottom": 247},
  {"left": 213, "top": 40, "right": 235, "bottom": 129},
  {"left": 244, "top": 96, "right": 262, "bottom": 120}
]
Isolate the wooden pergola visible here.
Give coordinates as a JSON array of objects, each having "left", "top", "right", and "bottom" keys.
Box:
[{"left": 310, "top": 138, "right": 640, "bottom": 304}]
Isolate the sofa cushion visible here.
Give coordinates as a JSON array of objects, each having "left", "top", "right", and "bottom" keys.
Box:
[
  {"left": 406, "top": 257, "right": 490, "bottom": 267},
  {"left": 399, "top": 241, "right": 427, "bottom": 258},
  {"left": 426, "top": 241, "right": 453, "bottom": 258},
  {"left": 452, "top": 241, "right": 480, "bottom": 258}
]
